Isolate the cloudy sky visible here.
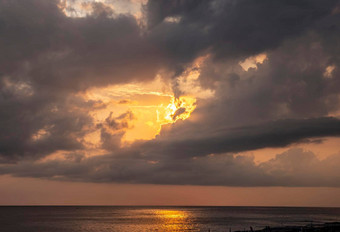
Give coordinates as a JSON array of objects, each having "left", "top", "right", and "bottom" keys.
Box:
[{"left": 0, "top": 0, "right": 340, "bottom": 206}]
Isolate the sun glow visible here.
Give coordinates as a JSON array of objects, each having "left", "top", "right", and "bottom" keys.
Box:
[
  {"left": 75, "top": 56, "right": 212, "bottom": 148},
  {"left": 79, "top": 77, "right": 197, "bottom": 144},
  {"left": 158, "top": 96, "right": 196, "bottom": 125}
]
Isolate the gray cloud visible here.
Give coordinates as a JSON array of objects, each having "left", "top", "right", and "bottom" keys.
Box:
[
  {"left": 99, "top": 111, "right": 135, "bottom": 150},
  {"left": 144, "top": 117, "right": 340, "bottom": 160},
  {"left": 0, "top": 0, "right": 340, "bottom": 187},
  {"left": 0, "top": 0, "right": 161, "bottom": 161},
  {"left": 146, "top": 0, "right": 338, "bottom": 64},
  {"left": 1, "top": 146, "right": 340, "bottom": 187}
]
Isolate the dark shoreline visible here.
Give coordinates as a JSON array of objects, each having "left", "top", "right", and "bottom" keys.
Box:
[{"left": 235, "top": 222, "right": 340, "bottom": 232}]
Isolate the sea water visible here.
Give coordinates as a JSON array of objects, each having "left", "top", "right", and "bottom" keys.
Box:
[{"left": 0, "top": 206, "right": 339, "bottom": 231}]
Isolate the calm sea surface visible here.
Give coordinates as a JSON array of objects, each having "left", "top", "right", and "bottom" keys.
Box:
[{"left": 0, "top": 206, "right": 339, "bottom": 232}]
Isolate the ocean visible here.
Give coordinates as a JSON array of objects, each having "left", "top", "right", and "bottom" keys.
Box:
[{"left": 0, "top": 206, "right": 339, "bottom": 231}]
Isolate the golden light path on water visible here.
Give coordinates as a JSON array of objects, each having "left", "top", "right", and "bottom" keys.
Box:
[
  {"left": 83, "top": 208, "right": 196, "bottom": 231},
  {"left": 155, "top": 209, "right": 195, "bottom": 231}
]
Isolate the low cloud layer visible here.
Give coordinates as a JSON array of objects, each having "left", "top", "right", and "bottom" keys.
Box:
[
  {"left": 0, "top": 0, "right": 340, "bottom": 187},
  {"left": 1, "top": 147, "right": 340, "bottom": 187}
]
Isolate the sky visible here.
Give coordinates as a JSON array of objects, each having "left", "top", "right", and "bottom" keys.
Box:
[{"left": 0, "top": 0, "right": 340, "bottom": 206}]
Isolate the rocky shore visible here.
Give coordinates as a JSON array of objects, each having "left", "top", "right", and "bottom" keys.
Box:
[{"left": 235, "top": 222, "right": 340, "bottom": 232}]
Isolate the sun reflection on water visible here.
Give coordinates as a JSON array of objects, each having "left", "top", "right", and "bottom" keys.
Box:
[{"left": 153, "top": 209, "right": 196, "bottom": 231}]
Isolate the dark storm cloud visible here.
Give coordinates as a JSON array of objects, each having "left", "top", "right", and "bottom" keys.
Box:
[
  {"left": 146, "top": 0, "right": 338, "bottom": 64},
  {"left": 1, "top": 146, "right": 340, "bottom": 187},
  {"left": 0, "top": 0, "right": 162, "bottom": 90},
  {"left": 142, "top": 117, "right": 340, "bottom": 159},
  {"left": 0, "top": 85, "right": 93, "bottom": 161},
  {"left": 0, "top": 0, "right": 161, "bottom": 161},
  {"left": 0, "top": 0, "right": 340, "bottom": 187}
]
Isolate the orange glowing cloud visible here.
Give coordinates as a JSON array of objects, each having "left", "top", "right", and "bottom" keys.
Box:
[{"left": 75, "top": 56, "right": 213, "bottom": 146}]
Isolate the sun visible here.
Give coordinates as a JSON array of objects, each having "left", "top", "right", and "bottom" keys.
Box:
[{"left": 158, "top": 96, "right": 196, "bottom": 125}]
